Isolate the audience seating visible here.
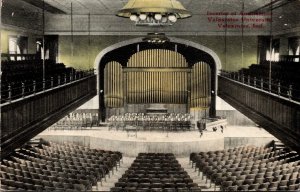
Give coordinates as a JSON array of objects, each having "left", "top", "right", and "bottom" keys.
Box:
[
  {"left": 112, "top": 153, "right": 201, "bottom": 192},
  {"left": 0, "top": 139, "right": 122, "bottom": 191},
  {"left": 190, "top": 146, "right": 300, "bottom": 191}
]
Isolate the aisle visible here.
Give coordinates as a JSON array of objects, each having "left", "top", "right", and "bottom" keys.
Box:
[
  {"left": 177, "top": 157, "right": 220, "bottom": 191},
  {"left": 92, "top": 157, "right": 135, "bottom": 191}
]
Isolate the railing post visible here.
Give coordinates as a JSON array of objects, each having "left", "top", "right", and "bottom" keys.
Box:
[
  {"left": 277, "top": 82, "right": 281, "bottom": 96},
  {"left": 51, "top": 77, "right": 53, "bottom": 88},
  {"left": 8, "top": 84, "right": 12, "bottom": 103},
  {"left": 58, "top": 75, "right": 61, "bottom": 86},
  {"left": 43, "top": 78, "right": 45, "bottom": 91},
  {"left": 70, "top": 72, "right": 72, "bottom": 82},
  {"left": 242, "top": 74, "right": 244, "bottom": 84},
  {"left": 254, "top": 77, "right": 256, "bottom": 87},
  {"left": 33, "top": 80, "right": 36, "bottom": 95},
  {"left": 288, "top": 85, "right": 292, "bottom": 100},
  {"left": 248, "top": 75, "right": 250, "bottom": 85},
  {"left": 22, "top": 82, "right": 25, "bottom": 98},
  {"left": 74, "top": 73, "right": 77, "bottom": 80},
  {"left": 268, "top": 80, "right": 272, "bottom": 92},
  {"left": 261, "top": 78, "right": 264, "bottom": 90},
  {"left": 64, "top": 74, "right": 67, "bottom": 84},
  {"left": 237, "top": 74, "right": 240, "bottom": 81}
]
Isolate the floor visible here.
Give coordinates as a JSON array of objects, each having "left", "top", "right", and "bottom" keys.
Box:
[{"left": 40, "top": 125, "right": 273, "bottom": 142}]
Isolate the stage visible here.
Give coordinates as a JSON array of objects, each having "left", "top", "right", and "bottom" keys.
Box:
[{"left": 38, "top": 126, "right": 275, "bottom": 157}]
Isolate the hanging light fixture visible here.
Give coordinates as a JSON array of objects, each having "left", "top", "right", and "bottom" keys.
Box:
[
  {"left": 116, "top": 0, "right": 191, "bottom": 26},
  {"left": 142, "top": 33, "right": 170, "bottom": 44}
]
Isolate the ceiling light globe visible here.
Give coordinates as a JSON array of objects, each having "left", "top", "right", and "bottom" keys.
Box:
[
  {"left": 168, "top": 15, "right": 177, "bottom": 22},
  {"left": 130, "top": 14, "right": 138, "bottom": 21},
  {"left": 154, "top": 14, "right": 162, "bottom": 21},
  {"left": 139, "top": 14, "right": 147, "bottom": 20}
]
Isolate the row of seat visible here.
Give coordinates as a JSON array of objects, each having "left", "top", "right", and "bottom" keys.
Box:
[
  {"left": 0, "top": 139, "right": 122, "bottom": 191},
  {"left": 190, "top": 145, "right": 300, "bottom": 191},
  {"left": 111, "top": 153, "right": 201, "bottom": 192},
  {"left": 48, "top": 112, "right": 99, "bottom": 130},
  {"left": 108, "top": 113, "right": 193, "bottom": 132}
]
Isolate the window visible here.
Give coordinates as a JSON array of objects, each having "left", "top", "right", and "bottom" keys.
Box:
[
  {"left": 288, "top": 37, "right": 300, "bottom": 62},
  {"left": 8, "top": 36, "right": 28, "bottom": 60}
]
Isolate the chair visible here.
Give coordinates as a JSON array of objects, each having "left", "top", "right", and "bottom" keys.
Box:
[
  {"left": 288, "top": 184, "right": 300, "bottom": 191},
  {"left": 221, "top": 180, "right": 233, "bottom": 191},
  {"left": 248, "top": 183, "right": 260, "bottom": 191},
  {"left": 73, "top": 184, "right": 86, "bottom": 191},
  {"left": 258, "top": 182, "right": 270, "bottom": 190},
  {"left": 227, "top": 185, "right": 238, "bottom": 191},
  {"left": 237, "top": 184, "right": 249, "bottom": 191},
  {"left": 111, "top": 187, "right": 123, "bottom": 191}
]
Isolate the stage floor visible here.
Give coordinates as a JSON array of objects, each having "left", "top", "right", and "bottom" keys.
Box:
[{"left": 38, "top": 126, "right": 275, "bottom": 157}]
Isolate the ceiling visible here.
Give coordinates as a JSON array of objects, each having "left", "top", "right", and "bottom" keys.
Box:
[
  {"left": 31, "top": 0, "right": 271, "bottom": 15},
  {"left": 4, "top": 0, "right": 300, "bottom": 35}
]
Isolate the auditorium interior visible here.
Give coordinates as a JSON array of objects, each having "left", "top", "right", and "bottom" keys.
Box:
[{"left": 1, "top": 0, "right": 300, "bottom": 191}]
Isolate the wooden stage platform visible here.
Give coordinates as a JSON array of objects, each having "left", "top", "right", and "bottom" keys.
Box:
[{"left": 38, "top": 126, "right": 275, "bottom": 157}]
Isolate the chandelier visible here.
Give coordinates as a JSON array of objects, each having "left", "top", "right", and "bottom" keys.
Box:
[
  {"left": 142, "top": 33, "right": 170, "bottom": 44},
  {"left": 116, "top": 0, "right": 191, "bottom": 26}
]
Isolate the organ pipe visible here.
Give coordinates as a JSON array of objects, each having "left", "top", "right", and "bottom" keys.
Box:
[
  {"left": 104, "top": 61, "right": 123, "bottom": 108},
  {"left": 104, "top": 50, "right": 211, "bottom": 107},
  {"left": 191, "top": 62, "right": 211, "bottom": 108}
]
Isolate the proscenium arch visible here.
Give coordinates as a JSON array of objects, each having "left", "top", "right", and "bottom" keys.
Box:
[{"left": 94, "top": 37, "right": 222, "bottom": 121}]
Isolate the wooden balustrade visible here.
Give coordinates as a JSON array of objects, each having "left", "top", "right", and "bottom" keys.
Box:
[
  {"left": 1, "top": 75, "right": 97, "bottom": 159},
  {"left": 218, "top": 75, "right": 300, "bottom": 151}
]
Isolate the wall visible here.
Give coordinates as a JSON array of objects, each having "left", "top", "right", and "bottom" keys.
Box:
[
  {"left": 1, "top": 0, "right": 42, "bottom": 55},
  {"left": 1, "top": 29, "right": 41, "bottom": 54},
  {"left": 57, "top": 35, "right": 258, "bottom": 71}
]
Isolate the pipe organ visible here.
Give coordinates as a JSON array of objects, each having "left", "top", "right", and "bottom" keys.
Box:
[
  {"left": 104, "top": 61, "right": 124, "bottom": 108},
  {"left": 191, "top": 62, "right": 211, "bottom": 108},
  {"left": 104, "top": 49, "right": 211, "bottom": 110},
  {"left": 126, "top": 49, "right": 188, "bottom": 104}
]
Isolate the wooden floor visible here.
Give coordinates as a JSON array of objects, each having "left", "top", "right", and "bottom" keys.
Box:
[{"left": 38, "top": 125, "right": 275, "bottom": 157}]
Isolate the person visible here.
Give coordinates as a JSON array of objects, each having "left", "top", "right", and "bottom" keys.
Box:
[
  {"left": 220, "top": 125, "right": 224, "bottom": 133},
  {"left": 213, "top": 127, "right": 217, "bottom": 132},
  {"left": 197, "top": 120, "right": 204, "bottom": 137}
]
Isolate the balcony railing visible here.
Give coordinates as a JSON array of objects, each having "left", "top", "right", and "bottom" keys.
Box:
[
  {"left": 1, "top": 69, "right": 95, "bottom": 104},
  {"left": 219, "top": 70, "right": 300, "bottom": 102}
]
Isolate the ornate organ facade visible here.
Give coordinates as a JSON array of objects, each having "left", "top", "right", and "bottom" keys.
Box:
[{"left": 104, "top": 49, "right": 211, "bottom": 113}]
